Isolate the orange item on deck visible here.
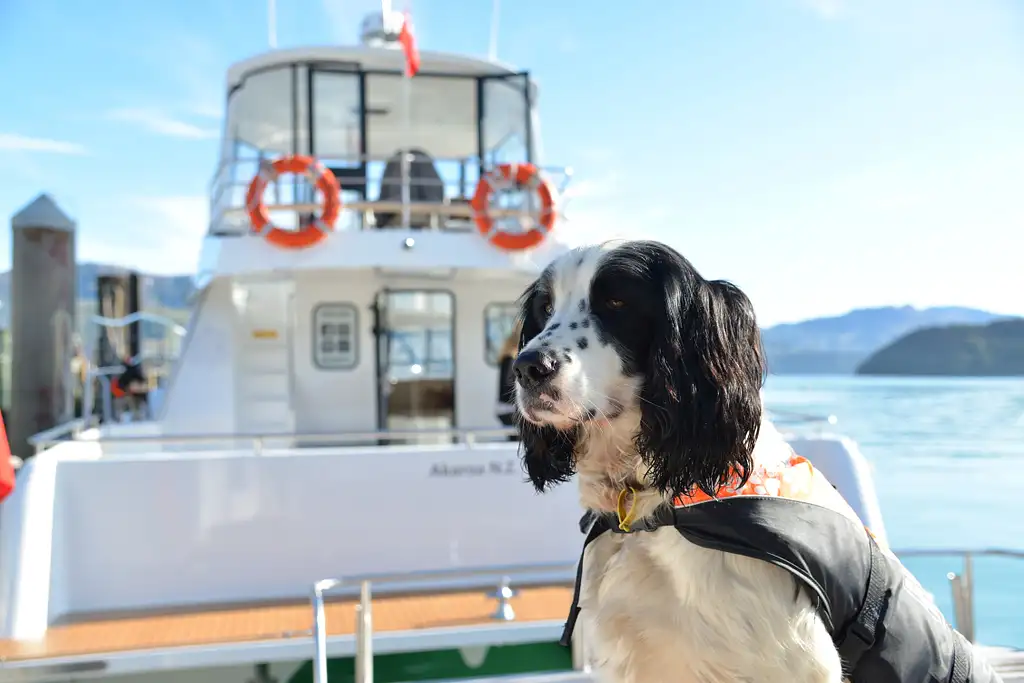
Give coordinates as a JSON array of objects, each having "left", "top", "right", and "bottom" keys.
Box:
[
  {"left": 471, "top": 163, "right": 556, "bottom": 251},
  {"left": 0, "top": 410, "right": 15, "bottom": 502},
  {"left": 245, "top": 155, "right": 342, "bottom": 250}
]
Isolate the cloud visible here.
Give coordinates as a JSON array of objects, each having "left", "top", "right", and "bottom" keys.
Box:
[
  {"left": 78, "top": 196, "right": 208, "bottom": 275},
  {"left": 0, "top": 133, "right": 87, "bottom": 155},
  {"left": 799, "top": 0, "right": 845, "bottom": 19},
  {"left": 187, "top": 102, "right": 223, "bottom": 120},
  {"left": 563, "top": 172, "right": 621, "bottom": 203},
  {"left": 555, "top": 171, "right": 669, "bottom": 247},
  {"left": 106, "top": 108, "right": 219, "bottom": 140}
]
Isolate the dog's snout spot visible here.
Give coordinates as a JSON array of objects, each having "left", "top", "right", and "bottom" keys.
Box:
[
  {"left": 578, "top": 299, "right": 587, "bottom": 312},
  {"left": 577, "top": 337, "right": 589, "bottom": 350},
  {"left": 569, "top": 322, "right": 578, "bottom": 330},
  {"left": 581, "top": 318, "right": 590, "bottom": 329}
]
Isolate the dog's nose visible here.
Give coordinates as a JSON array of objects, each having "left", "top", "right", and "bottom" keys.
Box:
[{"left": 514, "top": 348, "right": 560, "bottom": 388}]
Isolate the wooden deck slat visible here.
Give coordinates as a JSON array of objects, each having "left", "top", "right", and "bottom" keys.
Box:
[{"left": 0, "top": 586, "right": 573, "bottom": 663}]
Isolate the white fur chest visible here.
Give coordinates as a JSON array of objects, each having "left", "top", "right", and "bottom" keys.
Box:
[{"left": 576, "top": 526, "right": 846, "bottom": 683}]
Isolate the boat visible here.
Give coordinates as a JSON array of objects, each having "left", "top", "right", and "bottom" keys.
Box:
[{"left": 1, "top": 5, "right": 1021, "bottom": 683}]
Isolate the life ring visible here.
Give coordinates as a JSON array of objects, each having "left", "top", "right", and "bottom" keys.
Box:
[
  {"left": 245, "top": 155, "right": 342, "bottom": 249},
  {"left": 471, "top": 163, "right": 556, "bottom": 251}
]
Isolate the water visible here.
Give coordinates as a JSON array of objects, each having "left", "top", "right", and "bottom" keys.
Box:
[{"left": 763, "top": 375, "right": 1024, "bottom": 648}]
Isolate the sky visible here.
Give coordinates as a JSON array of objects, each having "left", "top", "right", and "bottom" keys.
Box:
[{"left": 0, "top": 0, "right": 1022, "bottom": 326}]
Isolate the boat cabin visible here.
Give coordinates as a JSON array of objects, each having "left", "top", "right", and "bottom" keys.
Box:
[
  {"left": 156, "top": 37, "right": 573, "bottom": 443},
  {"left": 0, "top": 28, "right": 590, "bottom": 665}
]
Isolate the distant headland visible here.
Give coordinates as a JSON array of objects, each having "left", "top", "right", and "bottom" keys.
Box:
[{"left": 855, "top": 318, "right": 1024, "bottom": 377}]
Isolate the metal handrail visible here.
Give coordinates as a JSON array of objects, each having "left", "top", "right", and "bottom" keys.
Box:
[
  {"left": 29, "top": 424, "right": 520, "bottom": 453},
  {"left": 893, "top": 548, "right": 1024, "bottom": 644},
  {"left": 27, "top": 417, "right": 91, "bottom": 453},
  {"left": 309, "top": 549, "right": 1022, "bottom": 683},
  {"left": 208, "top": 151, "right": 574, "bottom": 202},
  {"left": 310, "top": 561, "right": 579, "bottom": 683},
  {"left": 895, "top": 548, "right": 1024, "bottom": 559},
  {"left": 77, "top": 312, "right": 188, "bottom": 426},
  {"left": 209, "top": 151, "right": 574, "bottom": 236},
  {"left": 767, "top": 409, "right": 839, "bottom": 427}
]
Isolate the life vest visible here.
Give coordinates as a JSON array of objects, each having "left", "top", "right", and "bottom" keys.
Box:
[{"left": 560, "top": 453, "right": 1002, "bottom": 683}]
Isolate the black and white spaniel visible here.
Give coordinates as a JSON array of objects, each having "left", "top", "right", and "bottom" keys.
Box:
[{"left": 513, "top": 240, "right": 849, "bottom": 682}]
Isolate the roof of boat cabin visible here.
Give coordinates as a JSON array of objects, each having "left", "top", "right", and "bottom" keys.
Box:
[{"left": 226, "top": 47, "right": 534, "bottom": 88}]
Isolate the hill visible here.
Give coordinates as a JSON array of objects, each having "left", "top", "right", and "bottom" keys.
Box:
[
  {"left": 0, "top": 266, "right": 1012, "bottom": 376},
  {"left": 855, "top": 318, "right": 1024, "bottom": 376},
  {"left": 0, "top": 263, "right": 195, "bottom": 329},
  {"left": 761, "top": 305, "right": 1006, "bottom": 375}
]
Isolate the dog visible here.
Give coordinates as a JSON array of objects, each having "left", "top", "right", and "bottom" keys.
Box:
[{"left": 513, "top": 239, "right": 853, "bottom": 683}]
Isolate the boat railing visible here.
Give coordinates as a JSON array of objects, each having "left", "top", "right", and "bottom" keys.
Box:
[
  {"left": 27, "top": 417, "right": 92, "bottom": 454},
  {"left": 767, "top": 408, "right": 839, "bottom": 429},
  {"left": 73, "top": 312, "right": 188, "bottom": 427},
  {"left": 308, "top": 548, "right": 1021, "bottom": 683},
  {"left": 209, "top": 151, "right": 574, "bottom": 237},
  {"left": 894, "top": 547, "right": 1024, "bottom": 645},
  {"left": 309, "top": 561, "right": 584, "bottom": 683},
  {"left": 28, "top": 424, "right": 520, "bottom": 454}
]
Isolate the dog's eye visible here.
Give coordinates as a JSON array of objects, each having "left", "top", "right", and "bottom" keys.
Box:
[
  {"left": 605, "top": 298, "right": 625, "bottom": 309},
  {"left": 543, "top": 302, "right": 553, "bottom": 316}
]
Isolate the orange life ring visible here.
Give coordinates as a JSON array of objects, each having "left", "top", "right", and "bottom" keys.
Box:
[
  {"left": 110, "top": 377, "right": 125, "bottom": 398},
  {"left": 245, "top": 155, "right": 342, "bottom": 249},
  {"left": 471, "top": 163, "right": 556, "bottom": 251}
]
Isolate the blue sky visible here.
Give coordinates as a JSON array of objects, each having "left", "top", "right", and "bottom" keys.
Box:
[{"left": 0, "top": 0, "right": 1021, "bottom": 326}]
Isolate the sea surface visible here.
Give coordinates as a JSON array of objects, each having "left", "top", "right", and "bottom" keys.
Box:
[{"left": 763, "top": 375, "right": 1024, "bottom": 648}]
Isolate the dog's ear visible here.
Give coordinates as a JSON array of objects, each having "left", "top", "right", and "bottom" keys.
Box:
[
  {"left": 636, "top": 253, "right": 766, "bottom": 498},
  {"left": 514, "top": 273, "right": 579, "bottom": 492}
]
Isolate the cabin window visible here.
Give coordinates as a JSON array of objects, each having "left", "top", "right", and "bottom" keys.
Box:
[
  {"left": 311, "top": 69, "right": 363, "bottom": 163},
  {"left": 312, "top": 303, "right": 359, "bottom": 370},
  {"left": 484, "top": 303, "right": 520, "bottom": 365},
  {"left": 227, "top": 66, "right": 298, "bottom": 158},
  {"left": 481, "top": 74, "right": 531, "bottom": 166},
  {"left": 365, "top": 74, "right": 478, "bottom": 161},
  {"left": 376, "top": 290, "right": 456, "bottom": 444}
]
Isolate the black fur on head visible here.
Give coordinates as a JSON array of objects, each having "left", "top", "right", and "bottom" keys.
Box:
[
  {"left": 632, "top": 245, "right": 767, "bottom": 498},
  {"left": 512, "top": 240, "right": 767, "bottom": 498}
]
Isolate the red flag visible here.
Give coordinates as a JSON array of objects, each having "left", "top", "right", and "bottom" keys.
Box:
[
  {"left": 0, "top": 411, "right": 15, "bottom": 503},
  {"left": 398, "top": 12, "right": 420, "bottom": 78}
]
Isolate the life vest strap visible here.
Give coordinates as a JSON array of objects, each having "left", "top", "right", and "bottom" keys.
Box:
[
  {"left": 949, "top": 629, "right": 972, "bottom": 683},
  {"left": 836, "top": 533, "right": 891, "bottom": 676},
  {"left": 559, "top": 514, "right": 609, "bottom": 647}
]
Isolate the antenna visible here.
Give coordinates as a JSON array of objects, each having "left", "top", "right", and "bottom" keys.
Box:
[
  {"left": 488, "top": 0, "right": 500, "bottom": 61},
  {"left": 268, "top": 0, "right": 277, "bottom": 48}
]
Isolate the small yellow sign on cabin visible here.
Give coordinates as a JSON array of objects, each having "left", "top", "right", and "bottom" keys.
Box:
[{"left": 251, "top": 329, "right": 279, "bottom": 340}]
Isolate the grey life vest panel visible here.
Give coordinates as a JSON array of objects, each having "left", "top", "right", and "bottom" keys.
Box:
[{"left": 560, "top": 497, "right": 1002, "bottom": 683}]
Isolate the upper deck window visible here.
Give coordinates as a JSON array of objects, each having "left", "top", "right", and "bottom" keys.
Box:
[
  {"left": 364, "top": 74, "right": 478, "bottom": 160},
  {"left": 213, "top": 53, "right": 541, "bottom": 235}
]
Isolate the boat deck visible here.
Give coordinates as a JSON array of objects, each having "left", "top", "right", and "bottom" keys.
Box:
[
  {"left": 985, "top": 648, "right": 1024, "bottom": 682},
  {"left": 0, "top": 586, "right": 573, "bottom": 663}
]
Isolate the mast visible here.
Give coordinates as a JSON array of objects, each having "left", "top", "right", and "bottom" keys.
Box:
[
  {"left": 489, "top": 0, "right": 500, "bottom": 61},
  {"left": 268, "top": 0, "right": 277, "bottom": 48}
]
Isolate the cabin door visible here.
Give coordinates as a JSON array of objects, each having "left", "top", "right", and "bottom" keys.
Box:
[{"left": 373, "top": 289, "right": 455, "bottom": 445}]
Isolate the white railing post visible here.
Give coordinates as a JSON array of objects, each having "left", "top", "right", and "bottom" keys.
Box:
[
  {"left": 962, "top": 552, "right": 975, "bottom": 642},
  {"left": 354, "top": 581, "right": 373, "bottom": 683},
  {"left": 312, "top": 579, "right": 339, "bottom": 683}
]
